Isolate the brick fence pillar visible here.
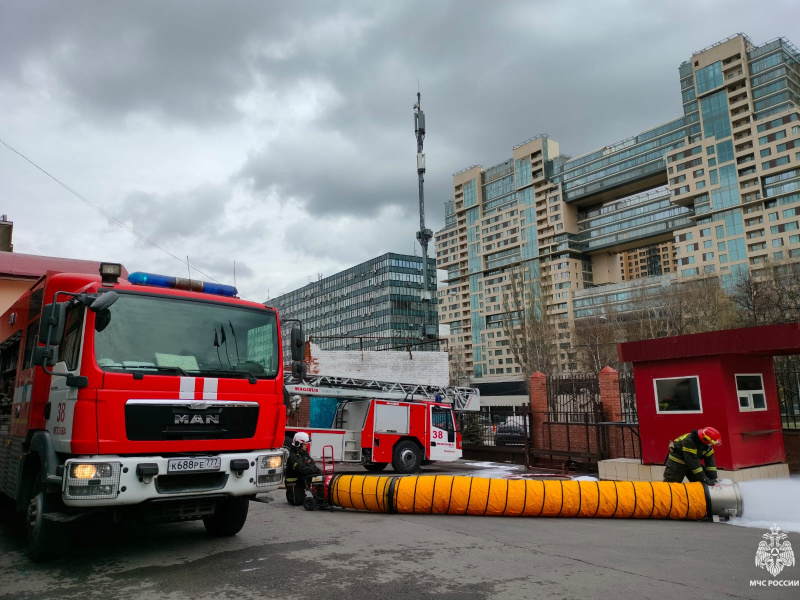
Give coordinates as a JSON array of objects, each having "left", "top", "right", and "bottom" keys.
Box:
[
  {"left": 529, "top": 372, "right": 548, "bottom": 449},
  {"left": 599, "top": 366, "right": 621, "bottom": 421},
  {"left": 598, "top": 366, "right": 624, "bottom": 459}
]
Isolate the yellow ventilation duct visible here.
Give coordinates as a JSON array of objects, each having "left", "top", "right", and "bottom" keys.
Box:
[{"left": 327, "top": 475, "right": 741, "bottom": 520}]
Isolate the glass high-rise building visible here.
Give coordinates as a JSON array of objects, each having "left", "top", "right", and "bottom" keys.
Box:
[
  {"left": 435, "top": 34, "right": 800, "bottom": 379},
  {"left": 270, "top": 252, "right": 438, "bottom": 352}
]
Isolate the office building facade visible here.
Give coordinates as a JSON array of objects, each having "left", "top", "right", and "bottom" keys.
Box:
[
  {"left": 270, "top": 253, "right": 438, "bottom": 352},
  {"left": 435, "top": 33, "right": 800, "bottom": 379}
]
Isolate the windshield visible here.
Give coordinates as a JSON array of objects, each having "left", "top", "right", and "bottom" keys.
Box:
[{"left": 94, "top": 293, "right": 280, "bottom": 378}]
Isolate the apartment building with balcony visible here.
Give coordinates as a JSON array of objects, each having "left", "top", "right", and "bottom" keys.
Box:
[{"left": 435, "top": 33, "right": 800, "bottom": 379}]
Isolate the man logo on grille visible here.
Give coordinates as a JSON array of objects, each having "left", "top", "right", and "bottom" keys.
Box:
[{"left": 755, "top": 525, "right": 795, "bottom": 577}]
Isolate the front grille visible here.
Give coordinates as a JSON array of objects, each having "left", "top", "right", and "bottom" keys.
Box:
[
  {"left": 155, "top": 473, "right": 228, "bottom": 494},
  {"left": 125, "top": 403, "right": 259, "bottom": 441}
]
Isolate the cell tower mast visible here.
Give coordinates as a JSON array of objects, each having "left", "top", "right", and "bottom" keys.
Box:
[{"left": 414, "top": 91, "right": 436, "bottom": 339}]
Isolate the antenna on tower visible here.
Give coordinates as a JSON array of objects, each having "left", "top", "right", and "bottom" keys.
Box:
[{"left": 414, "top": 89, "right": 435, "bottom": 340}]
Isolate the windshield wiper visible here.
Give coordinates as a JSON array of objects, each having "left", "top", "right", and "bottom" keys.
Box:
[
  {"left": 189, "top": 368, "right": 252, "bottom": 379},
  {"left": 104, "top": 364, "right": 189, "bottom": 376}
]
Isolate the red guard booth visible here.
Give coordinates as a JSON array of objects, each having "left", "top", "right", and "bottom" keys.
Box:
[{"left": 617, "top": 323, "right": 796, "bottom": 471}]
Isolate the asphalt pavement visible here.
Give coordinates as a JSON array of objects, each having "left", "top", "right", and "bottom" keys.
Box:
[{"left": 1, "top": 461, "right": 796, "bottom": 600}]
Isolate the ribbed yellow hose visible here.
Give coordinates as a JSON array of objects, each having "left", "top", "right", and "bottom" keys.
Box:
[{"left": 330, "top": 475, "right": 708, "bottom": 520}]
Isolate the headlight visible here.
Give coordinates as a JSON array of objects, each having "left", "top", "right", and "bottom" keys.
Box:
[
  {"left": 255, "top": 453, "right": 284, "bottom": 487},
  {"left": 64, "top": 461, "right": 121, "bottom": 500},
  {"left": 71, "top": 464, "right": 97, "bottom": 479},
  {"left": 70, "top": 463, "right": 114, "bottom": 479},
  {"left": 257, "top": 454, "right": 283, "bottom": 470}
]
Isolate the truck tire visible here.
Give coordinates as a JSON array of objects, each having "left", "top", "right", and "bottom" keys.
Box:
[
  {"left": 392, "top": 441, "right": 422, "bottom": 474},
  {"left": 363, "top": 462, "right": 388, "bottom": 472},
  {"left": 27, "top": 471, "right": 70, "bottom": 562},
  {"left": 203, "top": 496, "right": 249, "bottom": 537}
]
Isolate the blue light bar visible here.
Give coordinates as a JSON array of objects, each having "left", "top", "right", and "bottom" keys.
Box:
[{"left": 127, "top": 272, "right": 238, "bottom": 297}]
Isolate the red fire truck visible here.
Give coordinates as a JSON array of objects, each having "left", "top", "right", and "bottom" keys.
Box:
[
  {"left": 284, "top": 374, "right": 479, "bottom": 474},
  {"left": 0, "top": 263, "right": 294, "bottom": 561}
]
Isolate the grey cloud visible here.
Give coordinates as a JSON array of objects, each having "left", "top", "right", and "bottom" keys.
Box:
[
  {"left": 0, "top": 1, "right": 355, "bottom": 125},
  {"left": 3, "top": 0, "right": 797, "bottom": 300},
  {"left": 190, "top": 256, "right": 254, "bottom": 282},
  {"left": 283, "top": 209, "right": 421, "bottom": 265},
  {"left": 117, "top": 182, "right": 230, "bottom": 241},
  {"left": 236, "top": 0, "right": 777, "bottom": 226}
]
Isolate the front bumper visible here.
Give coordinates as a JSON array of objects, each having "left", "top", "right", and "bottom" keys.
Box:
[{"left": 61, "top": 450, "right": 285, "bottom": 507}]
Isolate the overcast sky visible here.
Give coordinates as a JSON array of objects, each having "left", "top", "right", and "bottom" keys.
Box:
[{"left": 1, "top": 0, "right": 797, "bottom": 300}]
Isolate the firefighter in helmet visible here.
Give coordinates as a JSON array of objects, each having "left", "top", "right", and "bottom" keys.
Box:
[
  {"left": 663, "top": 427, "right": 721, "bottom": 485},
  {"left": 285, "top": 432, "right": 321, "bottom": 505}
]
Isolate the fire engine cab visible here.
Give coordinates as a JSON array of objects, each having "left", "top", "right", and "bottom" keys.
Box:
[
  {"left": 0, "top": 263, "right": 292, "bottom": 561},
  {"left": 285, "top": 374, "right": 479, "bottom": 474}
]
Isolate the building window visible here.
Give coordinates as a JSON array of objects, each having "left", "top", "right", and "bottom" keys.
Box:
[
  {"left": 654, "top": 376, "right": 702, "bottom": 413},
  {"left": 735, "top": 374, "right": 766, "bottom": 411}
]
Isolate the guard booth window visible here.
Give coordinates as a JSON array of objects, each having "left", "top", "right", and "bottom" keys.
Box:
[
  {"left": 654, "top": 376, "right": 703, "bottom": 413},
  {"left": 735, "top": 374, "right": 766, "bottom": 411}
]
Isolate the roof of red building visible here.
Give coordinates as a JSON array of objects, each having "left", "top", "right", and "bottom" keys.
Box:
[
  {"left": 0, "top": 252, "right": 128, "bottom": 280},
  {"left": 617, "top": 322, "right": 800, "bottom": 362}
]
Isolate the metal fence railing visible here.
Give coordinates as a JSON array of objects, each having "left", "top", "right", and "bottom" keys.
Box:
[
  {"left": 618, "top": 366, "right": 638, "bottom": 423},
  {"left": 776, "top": 369, "right": 800, "bottom": 429},
  {"left": 546, "top": 373, "right": 600, "bottom": 413},
  {"left": 458, "top": 405, "right": 530, "bottom": 447}
]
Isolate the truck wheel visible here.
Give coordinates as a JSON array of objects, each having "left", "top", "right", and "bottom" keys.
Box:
[
  {"left": 203, "top": 496, "right": 249, "bottom": 536},
  {"left": 392, "top": 441, "right": 422, "bottom": 474},
  {"left": 363, "top": 462, "right": 388, "bottom": 472},
  {"left": 27, "top": 472, "right": 70, "bottom": 562}
]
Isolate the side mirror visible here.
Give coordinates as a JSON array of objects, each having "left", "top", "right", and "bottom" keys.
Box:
[
  {"left": 90, "top": 290, "right": 119, "bottom": 312},
  {"left": 290, "top": 326, "right": 304, "bottom": 362},
  {"left": 33, "top": 345, "right": 59, "bottom": 367},
  {"left": 291, "top": 360, "right": 307, "bottom": 381},
  {"left": 38, "top": 303, "right": 67, "bottom": 345}
]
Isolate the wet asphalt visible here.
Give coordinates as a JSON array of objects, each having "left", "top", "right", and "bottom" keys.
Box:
[{"left": 1, "top": 461, "right": 795, "bottom": 600}]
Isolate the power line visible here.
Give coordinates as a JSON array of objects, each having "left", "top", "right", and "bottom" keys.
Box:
[{"left": 0, "top": 136, "right": 253, "bottom": 300}]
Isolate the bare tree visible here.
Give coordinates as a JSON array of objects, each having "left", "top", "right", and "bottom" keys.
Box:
[
  {"left": 500, "top": 266, "right": 559, "bottom": 381},
  {"left": 572, "top": 309, "right": 623, "bottom": 372},
  {"left": 663, "top": 276, "right": 740, "bottom": 334},
  {"left": 619, "top": 279, "right": 666, "bottom": 342},
  {"left": 729, "top": 265, "right": 783, "bottom": 326},
  {"left": 620, "top": 275, "right": 740, "bottom": 342},
  {"left": 752, "top": 258, "right": 800, "bottom": 324},
  {"left": 448, "top": 342, "right": 472, "bottom": 387}
]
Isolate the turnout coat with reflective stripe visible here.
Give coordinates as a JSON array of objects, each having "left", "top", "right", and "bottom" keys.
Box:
[{"left": 668, "top": 430, "right": 717, "bottom": 479}]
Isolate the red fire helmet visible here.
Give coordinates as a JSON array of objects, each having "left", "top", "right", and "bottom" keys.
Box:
[{"left": 698, "top": 427, "right": 722, "bottom": 447}]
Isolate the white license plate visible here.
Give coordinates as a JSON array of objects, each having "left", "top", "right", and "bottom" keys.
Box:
[{"left": 167, "top": 457, "right": 221, "bottom": 473}]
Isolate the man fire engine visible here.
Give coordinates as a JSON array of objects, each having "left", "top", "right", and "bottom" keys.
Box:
[
  {"left": 285, "top": 374, "right": 479, "bottom": 474},
  {"left": 0, "top": 263, "right": 297, "bottom": 561}
]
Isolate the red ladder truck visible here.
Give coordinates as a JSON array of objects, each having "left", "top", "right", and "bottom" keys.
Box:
[
  {"left": 0, "top": 263, "right": 299, "bottom": 561},
  {"left": 284, "top": 373, "right": 479, "bottom": 474}
]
